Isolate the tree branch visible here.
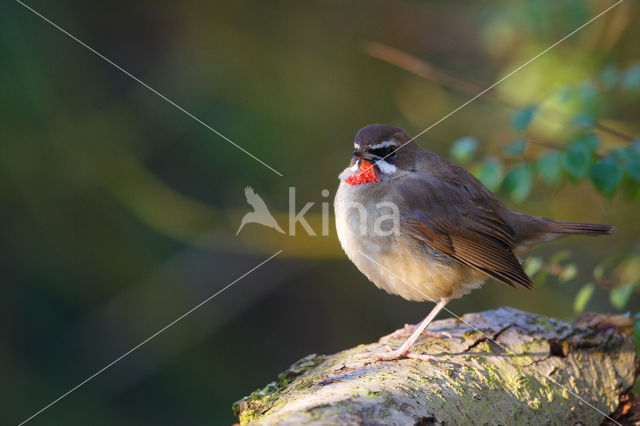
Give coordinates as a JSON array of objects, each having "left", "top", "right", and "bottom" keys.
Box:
[
  {"left": 233, "top": 307, "right": 638, "bottom": 425},
  {"left": 364, "top": 41, "right": 637, "bottom": 143}
]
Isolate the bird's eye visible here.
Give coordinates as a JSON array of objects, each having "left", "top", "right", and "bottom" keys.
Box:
[{"left": 371, "top": 146, "right": 396, "bottom": 158}]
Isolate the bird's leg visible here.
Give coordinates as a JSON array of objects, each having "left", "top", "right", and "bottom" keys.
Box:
[{"left": 360, "top": 297, "right": 450, "bottom": 362}]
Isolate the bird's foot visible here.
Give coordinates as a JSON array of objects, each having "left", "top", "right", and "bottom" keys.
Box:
[
  {"left": 357, "top": 345, "right": 436, "bottom": 363},
  {"left": 421, "top": 329, "right": 452, "bottom": 339},
  {"left": 357, "top": 345, "right": 408, "bottom": 362},
  {"left": 404, "top": 352, "right": 437, "bottom": 361}
]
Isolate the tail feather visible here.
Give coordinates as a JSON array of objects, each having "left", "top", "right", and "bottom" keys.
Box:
[{"left": 546, "top": 220, "right": 614, "bottom": 236}]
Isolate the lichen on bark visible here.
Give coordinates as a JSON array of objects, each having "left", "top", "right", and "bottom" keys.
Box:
[{"left": 233, "top": 307, "right": 638, "bottom": 425}]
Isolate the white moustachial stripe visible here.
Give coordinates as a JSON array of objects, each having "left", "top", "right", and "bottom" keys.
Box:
[{"left": 375, "top": 159, "right": 397, "bottom": 175}]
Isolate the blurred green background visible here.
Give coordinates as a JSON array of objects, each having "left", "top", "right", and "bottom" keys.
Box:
[{"left": 2, "top": 0, "right": 639, "bottom": 424}]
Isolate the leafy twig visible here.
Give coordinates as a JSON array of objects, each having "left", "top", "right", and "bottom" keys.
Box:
[{"left": 363, "top": 41, "right": 636, "bottom": 143}]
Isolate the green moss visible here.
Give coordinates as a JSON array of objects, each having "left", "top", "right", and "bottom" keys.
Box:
[
  {"left": 233, "top": 311, "right": 626, "bottom": 425},
  {"left": 232, "top": 354, "right": 328, "bottom": 424},
  {"left": 292, "top": 376, "right": 315, "bottom": 391},
  {"left": 232, "top": 380, "right": 285, "bottom": 424},
  {"left": 484, "top": 363, "right": 501, "bottom": 387},
  {"left": 366, "top": 389, "right": 382, "bottom": 398},
  {"left": 535, "top": 317, "right": 553, "bottom": 330},
  {"left": 278, "top": 372, "right": 289, "bottom": 387},
  {"left": 461, "top": 330, "right": 476, "bottom": 341}
]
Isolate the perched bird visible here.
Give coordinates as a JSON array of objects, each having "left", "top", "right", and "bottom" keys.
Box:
[
  {"left": 236, "top": 186, "right": 285, "bottom": 235},
  {"left": 334, "top": 124, "right": 612, "bottom": 361}
]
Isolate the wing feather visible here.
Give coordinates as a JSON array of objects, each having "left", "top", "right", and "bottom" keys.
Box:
[{"left": 401, "top": 173, "right": 533, "bottom": 289}]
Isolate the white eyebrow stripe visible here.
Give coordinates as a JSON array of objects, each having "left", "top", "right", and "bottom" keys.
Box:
[
  {"left": 353, "top": 143, "right": 360, "bottom": 149},
  {"left": 369, "top": 140, "right": 397, "bottom": 150}
]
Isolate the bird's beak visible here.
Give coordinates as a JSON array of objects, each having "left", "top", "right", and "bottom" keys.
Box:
[{"left": 352, "top": 149, "right": 379, "bottom": 161}]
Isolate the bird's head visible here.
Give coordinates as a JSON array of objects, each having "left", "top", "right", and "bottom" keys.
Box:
[{"left": 340, "top": 124, "right": 416, "bottom": 185}]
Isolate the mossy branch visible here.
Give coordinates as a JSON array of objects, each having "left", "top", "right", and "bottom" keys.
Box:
[{"left": 233, "top": 308, "right": 638, "bottom": 425}]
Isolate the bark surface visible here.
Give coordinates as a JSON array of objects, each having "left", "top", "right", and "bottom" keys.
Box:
[{"left": 233, "top": 307, "right": 638, "bottom": 425}]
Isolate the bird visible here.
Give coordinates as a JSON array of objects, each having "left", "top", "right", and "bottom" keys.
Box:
[
  {"left": 334, "top": 123, "right": 612, "bottom": 361},
  {"left": 236, "top": 186, "right": 285, "bottom": 235}
]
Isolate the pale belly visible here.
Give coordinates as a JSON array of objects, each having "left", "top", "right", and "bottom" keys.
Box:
[{"left": 334, "top": 182, "right": 485, "bottom": 302}]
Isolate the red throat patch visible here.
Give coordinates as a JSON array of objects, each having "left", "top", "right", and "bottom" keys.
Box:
[{"left": 345, "top": 160, "right": 379, "bottom": 186}]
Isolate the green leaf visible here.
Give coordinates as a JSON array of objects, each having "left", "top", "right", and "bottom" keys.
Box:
[
  {"left": 536, "top": 271, "right": 549, "bottom": 286},
  {"left": 572, "top": 113, "right": 595, "bottom": 129},
  {"left": 524, "top": 256, "right": 544, "bottom": 277},
  {"left": 610, "top": 148, "right": 630, "bottom": 167},
  {"left": 502, "top": 138, "right": 527, "bottom": 156},
  {"left": 590, "top": 158, "right": 624, "bottom": 197},
  {"left": 450, "top": 137, "right": 478, "bottom": 163},
  {"left": 502, "top": 164, "right": 533, "bottom": 203},
  {"left": 634, "top": 320, "right": 640, "bottom": 354},
  {"left": 573, "top": 282, "right": 595, "bottom": 314},
  {"left": 622, "top": 178, "right": 640, "bottom": 200},
  {"left": 559, "top": 264, "right": 578, "bottom": 282},
  {"left": 473, "top": 157, "right": 503, "bottom": 191},
  {"left": 618, "top": 143, "right": 640, "bottom": 163},
  {"left": 537, "top": 151, "right": 563, "bottom": 184},
  {"left": 601, "top": 65, "right": 619, "bottom": 88},
  {"left": 622, "top": 63, "right": 640, "bottom": 89},
  {"left": 627, "top": 158, "right": 640, "bottom": 182},
  {"left": 579, "top": 81, "right": 597, "bottom": 101},
  {"left": 574, "top": 132, "right": 600, "bottom": 152},
  {"left": 550, "top": 249, "right": 571, "bottom": 265},
  {"left": 555, "top": 85, "right": 572, "bottom": 103},
  {"left": 510, "top": 106, "right": 537, "bottom": 132},
  {"left": 564, "top": 144, "right": 591, "bottom": 180},
  {"left": 618, "top": 254, "right": 640, "bottom": 285},
  {"left": 593, "top": 255, "right": 626, "bottom": 280},
  {"left": 609, "top": 283, "right": 635, "bottom": 310}
]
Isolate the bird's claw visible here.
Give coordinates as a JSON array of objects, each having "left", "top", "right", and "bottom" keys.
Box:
[
  {"left": 357, "top": 345, "right": 437, "bottom": 363},
  {"left": 405, "top": 352, "right": 437, "bottom": 362},
  {"left": 357, "top": 348, "right": 407, "bottom": 362},
  {"left": 424, "top": 330, "right": 453, "bottom": 339}
]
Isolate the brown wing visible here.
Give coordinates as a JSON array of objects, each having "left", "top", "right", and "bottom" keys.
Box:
[{"left": 400, "top": 173, "right": 533, "bottom": 289}]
